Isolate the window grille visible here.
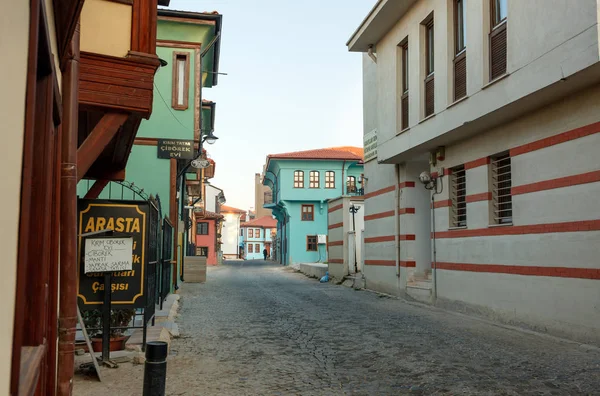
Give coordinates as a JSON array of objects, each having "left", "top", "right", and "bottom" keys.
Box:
[
  {"left": 491, "top": 153, "right": 512, "bottom": 224},
  {"left": 450, "top": 165, "right": 467, "bottom": 227}
]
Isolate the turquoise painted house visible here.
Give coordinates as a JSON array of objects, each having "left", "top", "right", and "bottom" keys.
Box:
[
  {"left": 77, "top": 9, "right": 223, "bottom": 291},
  {"left": 263, "top": 147, "right": 364, "bottom": 265},
  {"left": 240, "top": 216, "right": 277, "bottom": 260}
]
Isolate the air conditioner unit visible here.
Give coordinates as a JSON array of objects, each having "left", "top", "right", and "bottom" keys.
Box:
[{"left": 317, "top": 234, "right": 327, "bottom": 244}]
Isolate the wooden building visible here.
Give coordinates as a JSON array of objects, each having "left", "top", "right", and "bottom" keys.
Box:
[{"left": 1, "top": 0, "right": 168, "bottom": 394}]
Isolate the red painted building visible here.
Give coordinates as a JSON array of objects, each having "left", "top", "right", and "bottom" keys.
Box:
[{"left": 195, "top": 211, "right": 224, "bottom": 266}]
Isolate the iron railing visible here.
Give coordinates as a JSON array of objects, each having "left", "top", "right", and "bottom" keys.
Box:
[
  {"left": 160, "top": 218, "right": 173, "bottom": 310},
  {"left": 346, "top": 186, "right": 364, "bottom": 196}
]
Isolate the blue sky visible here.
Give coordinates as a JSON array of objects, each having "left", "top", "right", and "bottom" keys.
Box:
[{"left": 166, "top": 0, "right": 373, "bottom": 211}]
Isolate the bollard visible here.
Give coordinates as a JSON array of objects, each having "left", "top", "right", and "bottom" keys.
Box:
[{"left": 143, "top": 341, "right": 168, "bottom": 396}]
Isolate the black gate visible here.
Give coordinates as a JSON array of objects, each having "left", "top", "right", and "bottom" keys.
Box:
[
  {"left": 143, "top": 197, "right": 160, "bottom": 348},
  {"left": 160, "top": 218, "right": 173, "bottom": 310}
]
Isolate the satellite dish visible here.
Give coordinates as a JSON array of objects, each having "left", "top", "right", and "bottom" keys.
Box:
[{"left": 191, "top": 159, "right": 211, "bottom": 169}]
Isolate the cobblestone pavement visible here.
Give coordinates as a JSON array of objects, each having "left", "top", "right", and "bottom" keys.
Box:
[{"left": 74, "top": 260, "right": 600, "bottom": 396}]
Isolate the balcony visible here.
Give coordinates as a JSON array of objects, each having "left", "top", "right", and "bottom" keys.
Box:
[
  {"left": 346, "top": 186, "right": 364, "bottom": 196},
  {"left": 264, "top": 191, "right": 274, "bottom": 206}
]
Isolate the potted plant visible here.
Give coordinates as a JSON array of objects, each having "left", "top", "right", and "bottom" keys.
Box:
[{"left": 83, "top": 308, "right": 136, "bottom": 352}]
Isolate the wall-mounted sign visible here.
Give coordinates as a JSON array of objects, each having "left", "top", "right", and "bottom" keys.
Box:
[
  {"left": 157, "top": 139, "right": 194, "bottom": 159},
  {"left": 84, "top": 237, "right": 133, "bottom": 274},
  {"left": 364, "top": 129, "right": 377, "bottom": 163},
  {"left": 78, "top": 200, "right": 150, "bottom": 309}
]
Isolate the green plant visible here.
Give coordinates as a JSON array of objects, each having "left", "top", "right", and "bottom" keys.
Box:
[{"left": 82, "top": 308, "right": 136, "bottom": 338}]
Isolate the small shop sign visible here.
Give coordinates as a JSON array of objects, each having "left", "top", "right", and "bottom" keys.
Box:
[{"left": 157, "top": 138, "right": 194, "bottom": 159}]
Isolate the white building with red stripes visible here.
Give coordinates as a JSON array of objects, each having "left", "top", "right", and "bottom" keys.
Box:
[{"left": 347, "top": 0, "right": 600, "bottom": 344}]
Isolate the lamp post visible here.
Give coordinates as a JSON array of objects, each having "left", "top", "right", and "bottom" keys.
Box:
[{"left": 349, "top": 204, "right": 360, "bottom": 274}]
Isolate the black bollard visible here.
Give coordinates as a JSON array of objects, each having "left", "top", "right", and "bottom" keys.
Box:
[{"left": 143, "top": 341, "right": 168, "bottom": 396}]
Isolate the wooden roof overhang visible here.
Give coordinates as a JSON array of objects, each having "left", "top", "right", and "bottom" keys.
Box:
[{"left": 77, "top": 0, "right": 163, "bottom": 182}]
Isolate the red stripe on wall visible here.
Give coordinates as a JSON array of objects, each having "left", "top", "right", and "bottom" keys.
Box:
[
  {"left": 399, "top": 181, "right": 416, "bottom": 188},
  {"left": 328, "top": 204, "right": 343, "bottom": 213},
  {"left": 399, "top": 234, "right": 416, "bottom": 241},
  {"left": 329, "top": 259, "right": 343, "bottom": 264},
  {"left": 465, "top": 157, "right": 490, "bottom": 170},
  {"left": 512, "top": 170, "right": 600, "bottom": 195},
  {"left": 364, "top": 185, "right": 395, "bottom": 199},
  {"left": 433, "top": 199, "right": 452, "bottom": 209},
  {"left": 328, "top": 222, "right": 343, "bottom": 230},
  {"left": 365, "top": 235, "right": 395, "bottom": 243},
  {"left": 436, "top": 262, "right": 600, "bottom": 280},
  {"left": 328, "top": 240, "right": 343, "bottom": 246},
  {"left": 365, "top": 260, "right": 416, "bottom": 267},
  {"left": 399, "top": 208, "right": 416, "bottom": 215},
  {"left": 434, "top": 220, "right": 600, "bottom": 239},
  {"left": 510, "top": 121, "right": 600, "bottom": 157},
  {"left": 466, "top": 192, "right": 492, "bottom": 203},
  {"left": 365, "top": 210, "right": 395, "bottom": 221}
]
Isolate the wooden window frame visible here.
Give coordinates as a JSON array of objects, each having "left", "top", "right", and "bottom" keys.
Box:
[
  {"left": 248, "top": 229, "right": 253, "bottom": 238},
  {"left": 423, "top": 14, "right": 435, "bottom": 118},
  {"left": 400, "top": 38, "right": 409, "bottom": 130},
  {"left": 196, "top": 246, "right": 209, "bottom": 257},
  {"left": 294, "top": 170, "right": 304, "bottom": 188},
  {"left": 197, "top": 222, "right": 209, "bottom": 235},
  {"left": 325, "top": 171, "right": 335, "bottom": 189},
  {"left": 172, "top": 52, "right": 190, "bottom": 110},
  {"left": 301, "top": 204, "right": 314, "bottom": 221},
  {"left": 346, "top": 176, "right": 357, "bottom": 193},
  {"left": 255, "top": 228, "right": 261, "bottom": 238},
  {"left": 306, "top": 235, "right": 318, "bottom": 252},
  {"left": 309, "top": 171, "right": 320, "bottom": 188},
  {"left": 491, "top": 0, "right": 507, "bottom": 28},
  {"left": 248, "top": 244, "right": 253, "bottom": 253},
  {"left": 255, "top": 243, "right": 260, "bottom": 252},
  {"left": 240, "top": 228, "right": 243, "bottom": 236}
]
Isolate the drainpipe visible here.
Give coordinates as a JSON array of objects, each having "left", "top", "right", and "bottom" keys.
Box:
[
  {"left": 341, "top": 160, "right": 346, "bottom": 195},
  {"left": 394, "top": 164, "right": 400, "bottom": 278},
  {"left": 57, "top": 24, "right": 79, "bottom": 396}
]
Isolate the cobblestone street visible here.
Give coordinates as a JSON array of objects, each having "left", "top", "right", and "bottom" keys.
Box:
[{"left": 75, "top": 260, "right": 600, "bottom": 395}]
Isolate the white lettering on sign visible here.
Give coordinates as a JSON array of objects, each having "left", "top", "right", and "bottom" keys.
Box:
[
  {"left": 364, "top": 129, "right": 377, "bottom": 163},
  {"left": 84, "top": 237, "right": 134, "bottom": 274}
]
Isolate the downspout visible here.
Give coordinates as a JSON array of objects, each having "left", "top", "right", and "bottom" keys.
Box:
[
  {"left": 57, "top": 24, "right": 79, "bottom": 396},
  {"left": 394, "top": 164, "right": 400, "bottom": 279},
  {"left": 341, "top": 160, "right": 346, "bottom": 195}
]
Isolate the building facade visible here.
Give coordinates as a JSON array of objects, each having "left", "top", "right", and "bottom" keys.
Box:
[
  {"left": 348, "top": 0, "right": 600, "bottom": 344},
  {"left": 263, "top": 147, "right": 364, "bottom": 265},
  {"left": 240, "top": 216, "right": 277, "bottom": 260},
  {"left": 254, "top": 169, "right": 273, "bottom": 218},
  {"left": 221, "top": 205, "right": 247, "bottom": 259},
  {"left": 327, "top": 196, "right": 365, "bottom": 280}
]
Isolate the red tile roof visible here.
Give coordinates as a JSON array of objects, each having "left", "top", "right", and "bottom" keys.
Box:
[
  {"left": 197, "top": 211, "right": 224, "bottom": 220},
  {"left": 240, "top": 216, "right": 277, "bottom": 229},
  {"left": 267, "top": 146, "right": 363, "bottom": 161},
  {"left": 220, "top": 205, "right": 246, "bottom": 214}
]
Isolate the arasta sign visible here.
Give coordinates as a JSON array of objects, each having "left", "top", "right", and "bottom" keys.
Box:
[
  {"left": 157, "top": 139, "right": 194, "bottom": 159},
  {"left": 77, "top": 200, "right": 150, "bottom": 309}
]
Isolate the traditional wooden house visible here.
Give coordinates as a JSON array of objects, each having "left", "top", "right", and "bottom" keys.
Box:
[{"left": 2, "top": 0, "right": 168, "bottom": 394}]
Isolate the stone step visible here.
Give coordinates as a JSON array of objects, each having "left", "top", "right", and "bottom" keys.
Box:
[
  {"left": 406, "top": 284, "right": 432, "bottom": 304},
  {"left": 406, "top": 280, "right": 432, "bottom": 290}
]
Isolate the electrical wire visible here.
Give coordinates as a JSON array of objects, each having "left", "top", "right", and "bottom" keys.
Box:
[{"left": 153, "top": 82, "right": 195, "bottom": 135}]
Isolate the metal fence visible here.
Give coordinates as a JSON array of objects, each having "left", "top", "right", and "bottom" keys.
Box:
[{"left": 160, "top": 218, "right": 173, "bottom": 310}]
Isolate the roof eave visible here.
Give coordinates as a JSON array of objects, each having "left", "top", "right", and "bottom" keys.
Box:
[{"left": 347, "top": 0, "right": 417, "bottom": 52}]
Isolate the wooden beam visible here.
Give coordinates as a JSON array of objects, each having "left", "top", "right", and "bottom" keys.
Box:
[
  {"left": 77, "top": 113, "right": 128, "bottom": 181},
  {"left": 84, "top": 180, "right": 109, "bottom": 199}
]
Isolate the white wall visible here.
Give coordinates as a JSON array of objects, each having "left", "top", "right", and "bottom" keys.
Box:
[
  {"left": 222, "top": 213, "right": 241, "bottom": 257},
  {"left": 204, "top": 185, "right": 220, "bottom": 212},
  {"left": 0, "top": 1, "right": 30, "bottom": 391}
]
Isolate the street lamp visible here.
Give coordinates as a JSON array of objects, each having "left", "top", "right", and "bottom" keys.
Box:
[
  {"left": 417, "top": 170, "right": 443, "bottom": 303},
  {"left": 349, "top": 204, "right": 360, "bottom": 274},
  {"left": 203, "top": 130, "right": 219, "bottom": 145}
]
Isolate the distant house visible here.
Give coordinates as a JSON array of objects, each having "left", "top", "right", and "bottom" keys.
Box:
[
  {"left": 263, "top": 147, "right": 364, "bottom": 265},
  {"left": 220, "top": 205, "right": 247, "bottom": 259},
  {"left": 240, "top": 216, "right": 277, "bottom": 260}
]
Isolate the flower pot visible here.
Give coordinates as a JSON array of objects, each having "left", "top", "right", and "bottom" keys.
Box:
[{"left": 91, "top": 336, "right": 126, "bottom": 352}]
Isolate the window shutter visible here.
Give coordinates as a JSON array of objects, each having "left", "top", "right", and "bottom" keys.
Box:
[
  {"left": 401, "top": 94, "right": 409, "bottom": 130},
  {"left": 424, "top": 76, "right": 435, "bottom": 117},
  {"left": 490, "top": 24, "right": 507, "bottom": 80},
  {"left": 454, "top": 52, "right": 467, "bottom": 101}
]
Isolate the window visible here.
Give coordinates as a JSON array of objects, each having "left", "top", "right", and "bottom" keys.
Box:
[
  {"left": 248, "top": 244, "right": 253, "bottom": 253},
  {"left": 248, "top": 229, "right": 253, "bottom": 238},
  {"left": 301, "top": 204, "right": 314, "bottom": 221},
  {"left": 491, "top": 153, "right": 512, "bottom": 224},
  {"left": 240, "top": 228, "right": 244, "bottom": 237},
  {"left": 309, "top": 171, "right": 320, "bottom": 188},
  {"left": 490, "top": 0, "right": 507, "bottom": 80},
  {"left": 347, "top": 176, "right": 356, "bottom": 193},
  {"left": 454, "top": 0, "right": 467, "bottom": 101},
  {"left": 400, "top": 38, "right": 409, "bottom": 130},
  {"left": 424, "top": 15, "right": 435, "bottom": 117},
  {"left": 255, "top": 229, "right": 261, "bottom": 238},
  {"left": 325, "top": 171, "right": 335, "bottom": 189},
  {"left": 255, "top": 244, "right": 260, "bottom": 252},
  {"left": 307, "top": 235, "right": 317, "bottom": 252},
  {"left": 197, "top": 222, "right": 209, "bottom": 235},
  {"left": 172, "top": 52, "right": 190, "bottom": 110},
  {"left": 196, "top": 247, "right": 208, "bottom": 257},
  {"left": 294, "top": 170, "right": 304, "bottom": 188},
  {"left": 450, "top": 165, "right": 467, "bottom": 227}
]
